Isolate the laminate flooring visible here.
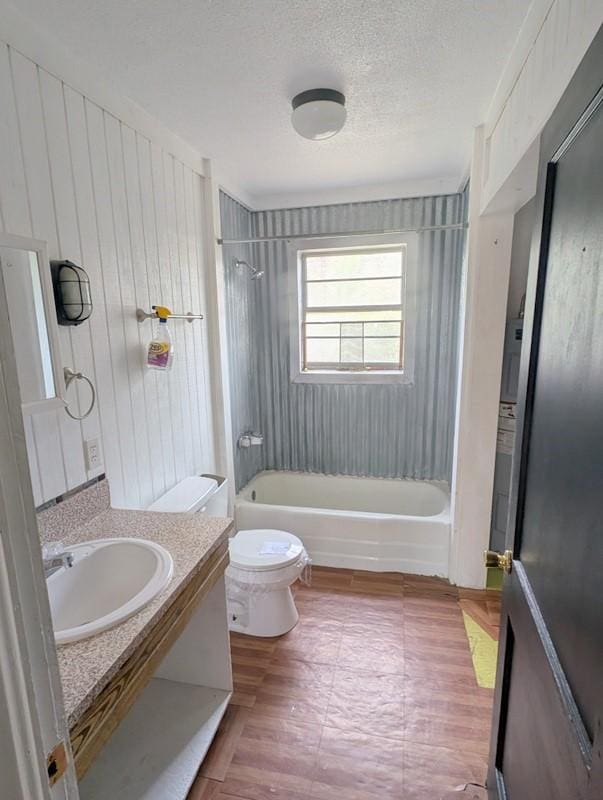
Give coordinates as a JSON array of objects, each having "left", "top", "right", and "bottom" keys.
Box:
[{"left": 189, "top": 567, "right": 501, "bottom": 800}]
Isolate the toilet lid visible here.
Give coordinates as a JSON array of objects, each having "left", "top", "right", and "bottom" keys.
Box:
[
  {"left": 147, "top": 476, "right": 218, "bottom": 513},
  {"left": 229, "top": 529, "right": 305, "bottom": 571}
]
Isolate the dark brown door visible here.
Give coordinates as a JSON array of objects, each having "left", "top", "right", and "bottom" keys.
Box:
[{"left": 487, "top": 30, "right": 603, "bottom": 800}]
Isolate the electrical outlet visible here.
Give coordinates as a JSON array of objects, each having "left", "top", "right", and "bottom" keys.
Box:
[{"left": 84, "top": 438, "right": 103, "bottom": 472}]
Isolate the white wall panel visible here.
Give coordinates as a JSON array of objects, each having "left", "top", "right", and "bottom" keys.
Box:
[
  {"left": 0, "top": 41, "right": 217, "bottom": 508},
  {"left": 8, "top": 49, "right": 81, "bottom": 494},
  {"left": 153, "top": 145, "right": 188, "bottom": 486},
  {"left": 174, "top": 161, "right": 201, "bottom": 471},
  {"left": 136, "top": 136, "right": 175, "bottom": 492},
  {"left": 163, "top": 151, "right": 193, "bottom": 481},
  {"left": 121, "top": 124, "right": 163, "bottom": 503},
  {"left": 39, "top": 69, "right": 103, "bottom": 475},
  {"left": 483, "top": 0, "right": 603, "bottom": 207},
  {"left": 63, "top": 86, "right": 124, "bottom": 501}
]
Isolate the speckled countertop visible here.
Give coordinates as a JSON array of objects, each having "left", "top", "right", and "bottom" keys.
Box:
[{"left": 42, "top": 508, "right": 232, "bottom": 727}]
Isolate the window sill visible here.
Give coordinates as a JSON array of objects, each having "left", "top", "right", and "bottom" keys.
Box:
[{"left": 292, "top": 370, "right": 413, "bottom": 385}]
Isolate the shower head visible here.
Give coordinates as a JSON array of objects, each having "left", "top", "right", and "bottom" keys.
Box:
[{"left": 235, "top": 259, "right": 264, "bottom": 280}]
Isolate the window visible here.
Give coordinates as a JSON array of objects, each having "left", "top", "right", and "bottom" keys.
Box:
[{"left": 290, "top": 235, "right": 416, "bottom": 384}]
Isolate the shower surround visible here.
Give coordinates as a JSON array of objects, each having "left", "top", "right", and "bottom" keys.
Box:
[{"left": 220, "top": 191, "right": 467, "bottom": 491}]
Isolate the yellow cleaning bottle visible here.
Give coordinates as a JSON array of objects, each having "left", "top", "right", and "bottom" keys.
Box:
[{"left": 147, "top": 315, "right": 173, "bottom": 370}]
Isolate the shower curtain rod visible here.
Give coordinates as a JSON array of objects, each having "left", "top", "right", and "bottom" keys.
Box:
[{"left": 217, "top": 222, "right": 468, "bottom": 245}]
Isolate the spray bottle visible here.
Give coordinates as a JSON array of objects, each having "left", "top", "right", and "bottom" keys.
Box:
[{"left": 146, "top": 306, "right": 174, "bottom": 371}]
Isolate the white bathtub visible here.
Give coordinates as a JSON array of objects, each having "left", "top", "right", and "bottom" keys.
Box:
[{"left": 235, "top": 471, "right": 451, "bottom": 577}]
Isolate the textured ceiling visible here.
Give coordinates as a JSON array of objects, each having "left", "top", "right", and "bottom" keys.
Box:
[{"left": 12, "top": 0, "right": 530, "bottom": 204}]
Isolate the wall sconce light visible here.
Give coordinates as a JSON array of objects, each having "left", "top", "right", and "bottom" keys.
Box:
[{"left": 51, "top": 260, "right": 92, "bottom": 326}]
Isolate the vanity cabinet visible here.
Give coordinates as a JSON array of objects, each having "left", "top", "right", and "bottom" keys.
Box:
[{"left": 71, "top": 533, "right": 232, "bottom": 800}]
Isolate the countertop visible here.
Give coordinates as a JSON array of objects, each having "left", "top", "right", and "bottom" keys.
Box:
[{"left": 44, "top": 508, "right": 233, "bottom": 727}]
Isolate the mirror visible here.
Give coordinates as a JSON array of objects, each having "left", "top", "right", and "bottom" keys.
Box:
[{"left": 0, "top": 236, "right": 64, "bottom": 414}]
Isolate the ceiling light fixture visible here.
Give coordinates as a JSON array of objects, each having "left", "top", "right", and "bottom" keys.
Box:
[{"left": 291, "top": 89, "right": 346, "bottom": 140}]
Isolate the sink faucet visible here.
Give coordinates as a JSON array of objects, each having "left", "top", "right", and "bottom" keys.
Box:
[{"left": 42, "top": 542, "right": 75, "bottom": 578}]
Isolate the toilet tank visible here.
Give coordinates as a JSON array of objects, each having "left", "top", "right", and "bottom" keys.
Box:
[
  {"left": 147, "top": 475, "right": 228, "bottom": 516},
  {"left": 201, "top": 475, "right": 229, "bottom": 517}
]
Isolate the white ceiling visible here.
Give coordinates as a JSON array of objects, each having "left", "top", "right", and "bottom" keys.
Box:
[{"left": 12, "top": 0, "right": 531, "bottom": 206}]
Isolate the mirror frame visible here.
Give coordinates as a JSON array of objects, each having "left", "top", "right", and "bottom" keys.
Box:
[{"left": 0, "top": 233, "right": 66, "bottom": 415}]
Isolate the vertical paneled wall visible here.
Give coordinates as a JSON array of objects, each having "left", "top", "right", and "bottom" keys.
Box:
[
  {"left": 0, "top": 43, "right": 216, "bottom": 508},
  {"left": 220, "top": 193, "right": 264, "bottom": 490},
  {"left": 221, "top": 193, "right": 467, "bottom": 489}
]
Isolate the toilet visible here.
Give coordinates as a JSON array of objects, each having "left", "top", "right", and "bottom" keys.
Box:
[
  {"left": 147, "top": 475, "right": 309, "bottom": 637},
  {"left": 226, "top": 527, "right": 308, "bottom": 636}
]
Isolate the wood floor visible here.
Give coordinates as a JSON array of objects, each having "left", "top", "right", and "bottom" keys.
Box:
[{"left": 188, "top": 567, "right": 501, "bottom": 800}]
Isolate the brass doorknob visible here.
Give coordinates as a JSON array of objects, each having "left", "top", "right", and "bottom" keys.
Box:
[{"left": 484, "top": 549, "right": 513, "bottom": 574}]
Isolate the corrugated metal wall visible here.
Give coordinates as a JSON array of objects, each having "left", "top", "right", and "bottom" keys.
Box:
[
  {"left": 220, "top": 193, "right": 264, "bottom": 489},
  {"left": 221, "top": 192, "right": 467, "bottom": 489}
]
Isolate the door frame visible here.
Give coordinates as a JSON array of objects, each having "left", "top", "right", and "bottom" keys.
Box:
[
  {"left": 488, "top": 25, "right": 603, "bottom": 798},
  {"left": 0, "top": 260, "right": 78, "bottom": 798}
]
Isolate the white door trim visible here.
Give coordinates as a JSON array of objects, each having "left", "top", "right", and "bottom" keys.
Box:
[
  {"left": 0, "top": 257, "right": 78, "bottom": 798},
  {"left": 450, "top": 125, "right": 515, "bottom": 588},
  {"left": 201, "top": 163, "right": 237, "bottom": 508}
]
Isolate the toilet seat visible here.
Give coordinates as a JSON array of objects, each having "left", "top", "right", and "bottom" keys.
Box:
[{"left": 229, "top": 529, "right": 304, "bottom": 572}]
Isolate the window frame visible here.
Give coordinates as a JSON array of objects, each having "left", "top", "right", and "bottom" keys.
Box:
[{"left": 289, "top": 233, "right": 417, "bottom": 385}]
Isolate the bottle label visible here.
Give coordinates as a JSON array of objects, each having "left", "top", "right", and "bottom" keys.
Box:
[{"left": 147, "top": 341, "right": 170, "bottom": 368}]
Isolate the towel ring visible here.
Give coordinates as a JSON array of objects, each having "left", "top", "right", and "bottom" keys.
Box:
[{"left": 63, "top": 367, "right": 96, "bottom": 421}]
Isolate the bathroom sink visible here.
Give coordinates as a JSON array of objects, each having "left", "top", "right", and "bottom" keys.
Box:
[{"left": 46, "top": 538, "right": 174, "bottom": 644}]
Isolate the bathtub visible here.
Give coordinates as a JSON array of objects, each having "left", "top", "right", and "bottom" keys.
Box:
[{"left": 235, "top": 471, "right": 451, "bottom": 577}]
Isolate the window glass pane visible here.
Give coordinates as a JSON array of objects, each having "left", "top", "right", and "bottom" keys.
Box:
[
  {"left": 306, "top": 277, "right": 401, "bottom": 308},
  {"left": 341, "top": 322, "right": 363, "bottom": 337},
  {"left": 364, "top": 337, "right": 401, "bottom": 364},
  {"left": 306, "top": 309, "right": 402, "bottom": 323},
  {"left": 364, "top": 321, "right": 402, "bottom": 337},
  {"left": 301, "top": 243, "right": 406, "bottom": 374},
  {"left": 341, "top": 338, "right": 363, "bottom": 362},
  {"left": 305, "top": 338, "right": 339, "bottom": 363},
  {"left": 305, "top": 323, "right": 340, "bottom": 337},
  {"left": 305, "top": 249, "right": 403, "bottom": 281}
]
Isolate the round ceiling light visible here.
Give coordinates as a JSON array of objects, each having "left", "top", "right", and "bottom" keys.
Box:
[{"left": 291, "top": 89, "right": 346, "bottom": 140}]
